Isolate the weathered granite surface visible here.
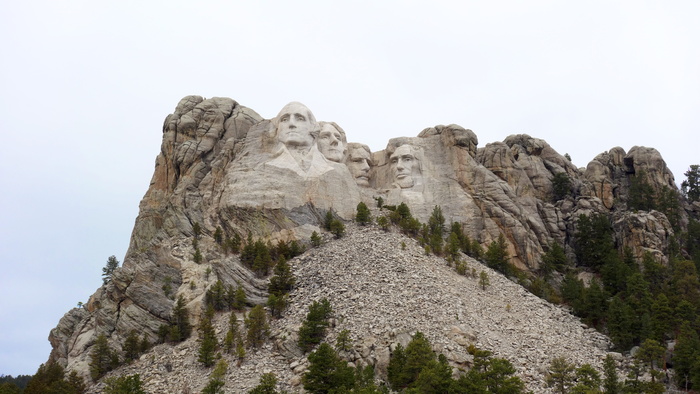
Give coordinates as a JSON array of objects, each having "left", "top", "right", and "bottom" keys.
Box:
[{"left": 48, "top": 96, "right": 688, "bottom": 387}]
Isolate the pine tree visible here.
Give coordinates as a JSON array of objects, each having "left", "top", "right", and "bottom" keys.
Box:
[
  {"left": 89, "top": 334, "right": 119, "bottom": 381},
  {"left": 268, "top": 257, "right": 295, "bottom": 297},
  {"left": 551, "top": 172, "right": 572, "bottom": 201},
  {"left": 413, "top": 354, "right": 454, "bottom": 393},
  {"left": 355, "top": 201, "right": 371, "bottom": 225},
  {"left": 232, "top": 282, "right": 247, "bottom": 311},
  {"left": 571, "top": 364, "right": 601, "bottom": 393},
  {"left": 245, "top": 305, "right": 269, "bottom": 348},
  {"left": 484, "top": 233, "right": 510, "bottom": 275},
  {"left": 302, "top": 343, "right": 355, "bottom": 393},
  {"left": 602, "top": 354, "right": 620, "bottom": 394},
  {"left": 402, "top": 332, "right": 435, "bottom": 386},
  {"left": 479, "top": 271, "right": 490, "bottom": 290},
  {"left": 298, "top": 298, "right": 333, "bottom": 352},
  {"left": 545, "top": 357, "right": 575, "bottom": 394},
  {"left": 122, "top": 330, "right": 142, "bottom": 362},
  {"left": 224, "top": 311, "right": 240, "bottom": 354},
  {"left": 574, "top": 213, "right": 614, "bottom": 269},
  {"left": 650, "top": 293, "right": 673, "bottom": 341},
  {"left": 324, "top": 211, "right": 334, "bottom": 231},
  {"left": 201, "top": 359, "right": 228, "bottom": 394},
  {"left": 682, "top": 164, "right": 700, "bottom": 202},
  {"left": 248, "top": 372, "right": 279, "bottom": 394},
  {"left": 541, "top": 242, "right": 567, "bottom": 279},
  {"left": 387, "top": 342, "right": 407, "bottom": 390},
  {"left": 169, "top": 295, "right": 192, "bottom": 342},
  {"left": 104, "top": 374, "right": 146, "bottom": 394},
  {"left": 672, "top": 322, "right": 700, "bottom": 390},
  {"left": 310, "top": 231, "right": 322, "bottom": 247},
  {"left": 330, "top": 219, "right": 345, "bottom": 239},
  {"left": 102, "top": 255, "right": 120, "bottom": 285},
  {"left": 198, "top": 306, "right": 219, "bottom": 367}
]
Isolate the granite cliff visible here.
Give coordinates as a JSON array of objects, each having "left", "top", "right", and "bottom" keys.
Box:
[{"left": 47, "top": 96, "right": 692, "bottom": 391}]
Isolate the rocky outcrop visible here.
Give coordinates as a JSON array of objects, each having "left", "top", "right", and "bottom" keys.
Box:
[
  {"left": 47, "top": 96, "right": 690, "bottom": 388},
  {"left": 84, "top": 224, "right": 612, "bottom": 393}
]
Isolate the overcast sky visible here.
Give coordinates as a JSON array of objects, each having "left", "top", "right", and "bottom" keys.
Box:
[{"left": 1, "top": 1, "right": 699, "bottom": 376}]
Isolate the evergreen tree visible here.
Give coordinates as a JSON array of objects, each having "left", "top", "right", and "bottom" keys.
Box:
[
  {"left": 224, "top": 311, "right": 240, "bottom": 354},
  {"left": 330, "top": 219, "right": 345, "bottom": 239},
  {"left": 628, "top": 170, "right": 657, "bottom": 211},
  {"left": 484, "top": 233, "right": 510, "bottom": 275},
  {"left": 89, "top": 334, "right": 119, "bottom": 381},
  {"left": 413, "top": 354, "right": 454, "bottom": 394},
  {"left": 298, "top": 298, "right": 333, "bottom": 352},
  {"left": 245, "top": 305, "right": 269, "bottom": 348},
  {"left": 402, "top": 332, "right": 436, "bottom": 387},
  {"left": 571, "top": 364, "right": 601, "bottom": 394},
  {"left": 230, "top": 282, "right": 247, "bottom": 311},
  {"left": 202, "top": 359, "right": 228, "bottom": 394},
  {"left": 672, "top": 322, "right": 700, "bottom": 390},
  {"left": 122, "top": 330, "right": 142, "bottom": 362},
  {"left": 551, "top": 172, "right": 572, "bottom": 201},
  {"left": 635, "top": 339, "right": 665, "bottom": 383},
  {"left": 574, "top": 213, "right": 615, "bottom": 269},
  {"left": 355, "top": 201, "right": 371, "bottom": 225},
  {"left": 268, "top": 257, "right": 295, "bottom": 297},
  {"left": 541, "top": 241, "right": 567, "bottom": 279},
  {"left": 324, "top": 210, "right": 334, "bottom": 231},
  {"left": 545, "top": 357, "right": 575, "bottom": 394},
  {"left": 681, "top": 164, "right": 700, "bottom": 202},
  {"left": 427, "top": 206, "right": 446, "bottom": 255},
  {"left": 650, "top": 293, "right": 673, "bottom": 341},
  {"left": 606, "top": 296, "right": 636, "bottom": 350},
  {"left": 266, "top": 293, "right": 287, "bottom": 319},
  {"left": 104, "top": 374, "right": 146, "bottom": 394},
  {"left": 169, "top": 295, "right": 192, "bottom": 342},
  {"left": 248, "top": 372, "right": 279, "bottom": 394},
  {"left": 302, "top": 343, "right": 355, "bottom": 393},
  {"left": 335, "top": 329, "right": 352, "bottom": 353},
  {"left": 602, "top": 354, "right": 620, "bottom": 394},
  {"left": 582, "top": 278, "right": 608, "bottom": 328},
  {"left": 198, "top": 306, "right": 219, "bottom": 367},
  {"left": 310, "top": 231, "right": 322, "bottom": 247},
  {"left": 102, "top": 255, "right": 120, "bottom": 285},
  {"left": 24, "top": 363, "right": 84, "bottom": 394},
  {"left": 479, "top": 271, "right": 490, "bottom": 290},
  {"left": 205, "top": 280, "right": 228, "bottom": 311},
  {"left": 377, "top": 216, "right": 390, "bottom": 232},
  {"left": 387, "top": 343, "right": 407, "bottom": 390}
]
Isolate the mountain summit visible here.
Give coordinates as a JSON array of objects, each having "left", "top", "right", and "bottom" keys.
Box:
[{"left": 47, "top": 96, "right": 693, "bottom": 392}]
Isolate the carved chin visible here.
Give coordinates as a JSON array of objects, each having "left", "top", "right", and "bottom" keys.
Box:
[
  {"left": 354, "top": 176, "right": 370, "bottom": 186},
  {"left": 396, "top": 176, "right": 414, "bottom": 189}
]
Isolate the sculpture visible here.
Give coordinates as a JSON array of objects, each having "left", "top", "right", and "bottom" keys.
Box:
[
  {"left": 390, "top": 144, "right": 423, "bottom": 189},
  {"left": 265, "top": 102, "right": 334, "bottom": 177},
  {"left": 345, "top": 143, "right": 372, "bottom": 187},
  {"left": 317, "top": 122, "right": 347, "bottom": 163}
]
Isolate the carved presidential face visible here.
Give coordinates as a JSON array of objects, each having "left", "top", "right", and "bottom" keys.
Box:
[
  {"left": 346, "top": 145, "right": 371, "bottom": 187},
  {"left": 317, "top": 123, "right": 347, "bottom": 162},
  {"left": 276, "top": 102, "right": 316, "bottom": 148},
  {"left": 390, "top": 144, "right": 421, "bottom": 189}
]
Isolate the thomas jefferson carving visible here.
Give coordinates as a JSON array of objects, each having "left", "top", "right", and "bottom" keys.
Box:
[{"left": 317, "top": 122, "right": 347, "bottom": 163}]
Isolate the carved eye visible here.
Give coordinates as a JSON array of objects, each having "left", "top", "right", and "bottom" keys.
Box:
[
  {"left": 280, "top": 115, "right": 290, "bottom": 122},
  {"left": 296, "top": 114, "right": 306, "bottom": 121}
]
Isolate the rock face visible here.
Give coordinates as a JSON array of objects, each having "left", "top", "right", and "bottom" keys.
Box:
[{"left": 48, "top": 96, "right": 688, "bottom": 389}]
